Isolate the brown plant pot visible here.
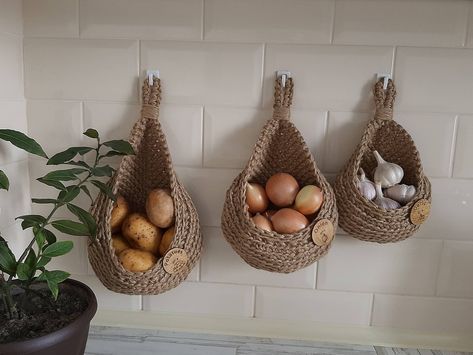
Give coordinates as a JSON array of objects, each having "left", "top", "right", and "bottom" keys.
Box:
[{"left": 0, "top": 278, "right": 97, "bottom": 355}]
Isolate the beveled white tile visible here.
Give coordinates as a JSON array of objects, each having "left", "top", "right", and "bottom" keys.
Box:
[
  {"left": 0, "top": 161, "right": 31, "bottom": 230},
  {"left": 415, "top": 178, "right": 473, "bottom": 240},
  {"left": 395, "top": 112, "right": 456, "bottom": 178},
  {"left": 0, "top": 34, "right": 23, "bottom": 99},
  {"left": 334, "top": 0, "right": 469, "bottom": 47},
  {"left": 143, "top": 282, "right": 254, "bottom": 317},
  {"left": 453, "top": 116, "right": 473, "bottom": 178},
  {"left": 24, "top": 38, "right": 139, "bottom": 101},
  {"left": 200, "top": 227, "right": 316, "bottom": 288},
  {"left": 437, "top": 241, "right": 473, "bottom": 298},
  {"left": 264, "top": 45, "right": 393, "bottom": 111},
  {"left": 372, "top": 294, "right": 473, "bottom": 333},
  {"left": 141, "top": 41, "right": 263, "bottom": 106},
  {"left": 395, "top": 47, "right": 473, "bottom": 114},
  {"left": 175, "top": 167, "right": 240, "bottom": 227},
  {"left": 27, "top": 100, "right": 83, "bottom": 156},
  {"left": 0, "top": 100, "right": 27, "bottom": 164},
  {"left": 204, "top": 0, "right": 333, "bottom": 44},
  {"left": 80, "top": 0, "right": 202, "bottom": 40},
  {"left": 73, "top": 274, "right": 141, "bottom": 311},
  {"left": 255, "top": 286, "right": 372, "bottom": 325},
  {"left": 0, "top": 0, "right": 22, "bottom": 35},
  {"left": 23, "top": 0, "right": 79, "bottom": 38},
  {"left": 467, "top": 3, "right": 473, "bottom": 48},
  {"left": 317, "top": 236, "right": 443, "bottom": 296},
  {"left": 324, "top": 112, "right": 370, "bottom": 174}
]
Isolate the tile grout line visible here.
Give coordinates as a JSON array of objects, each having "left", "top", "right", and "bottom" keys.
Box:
[
  {"left": 462, "top": 1, "right": 472, "bottom": 47},
  {"left": 259, "top": 43, "right": 266, "bottom": 109},
  {"left": 368, "top": 293, "right": 375, "bottom": 326},
  {"left": 433, "top": 240, "right": 446, "bottom": 297},
  {"left": 448, "top": 115, "right": 459, "bottom": 178},
  {"left": 330, "top": 0, "right": 337, "bottom": 44},
  {"left": 251, "top": 286, "right": 256, "bottom": 318},
  {"left": 200, "top": 105, "right": 205, "bottom": 168},
  {"left": 201, "top": 0, "right": 205, "bottom": 41},
  {"left": 77, "top": 0, "right": 81, "bottom": 38}
]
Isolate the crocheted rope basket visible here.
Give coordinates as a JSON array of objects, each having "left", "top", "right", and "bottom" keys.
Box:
[
  {"left": 334, "top": 78, "right": 432, "bottom": 243},
  {"left": 221, "top": 77, "right": 338, "bottom": 273},
  {"left": 88, "top": 77, "right": 202, "bottom": 294}
]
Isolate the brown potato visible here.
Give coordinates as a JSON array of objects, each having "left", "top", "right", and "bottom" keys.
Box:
[
  {"left": 111, "top": 234, "right": 130, "bottom": 256},
  {"left": 159, "top": 226, "right": 175, "bottom": 256},
  {"left": 111, "top": 195, "right": 129, "bottom": 232},
  {"left": 122, "top": 213, "right": 162, "bottom": 254},
  {"left": 146, "top": 188, "right": 174, "bottom": 228},
  {"left": 119, "top": 249, "right": 157, "bottom": 272}
]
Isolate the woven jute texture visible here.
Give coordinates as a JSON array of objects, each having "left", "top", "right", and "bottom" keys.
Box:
[
  {"left": 88, "top": 78, "right": 202, "bottom": 295},
  {"left": 221, "top": 78, "right": 338, "bottom": 273},
  {"left": 334, "top": 79, "right": 431, "bottom": 243}
]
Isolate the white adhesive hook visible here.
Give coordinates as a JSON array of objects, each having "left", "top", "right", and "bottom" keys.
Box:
[
  {"left": 146, "top": 70, "right": 160, "bottom": 86},
  {"left": 276, "top": 70, "right": 291, "bottom": 88},
  {"left": 377, "top": 73, "right": 391, "bottom": 90}
]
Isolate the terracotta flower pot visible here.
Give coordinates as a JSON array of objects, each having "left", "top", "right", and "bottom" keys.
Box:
[{"left": 0, "top": 279, "right": 97, "bottom": 355}]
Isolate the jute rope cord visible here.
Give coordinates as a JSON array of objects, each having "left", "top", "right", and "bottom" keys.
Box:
[
  {"left": 221, "top": 78, "right": 338, "bottom": 273},
  {"left": 88, "top": 78, "right": 202, "bottom": 294},
  {"left": 334, "top": 79, "right": 431, "bottom": 243}
]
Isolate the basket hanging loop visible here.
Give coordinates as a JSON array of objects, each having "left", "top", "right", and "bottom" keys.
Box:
[
  {"left": 272, "top": 74, "right": 294, "bottom": 121},
  {"left": 373, "top": 77, "right": 396, "bottom": 121}
]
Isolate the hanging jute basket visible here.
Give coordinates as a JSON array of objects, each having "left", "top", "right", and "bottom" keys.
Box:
[
  {"left": 88, "top": 77, "right": 202, "bottom": 294},
  {"left": 334, "top": 78, "right": 432, "bottom": 243},
  {"left": 221, "top": 77, "right": 338, "bottom": 273}
]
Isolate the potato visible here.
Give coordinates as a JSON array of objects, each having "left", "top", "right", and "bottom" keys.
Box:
[
  {"left": 111, "top": 234, "right": 130, "bottom": 256},
  {"left": 122, "top": 213, "right": 162, "bottom": 254},
  {"left": 119, "top": 249, "right": 157, "bottom": 272},
  {"left": 159, "top": 226, "right": 175, "bottom": 256},
  {"left": 146, "top": 189, "right": 174, "bottom": 228},
  {"left": 111, "top": 195, "right": 129, "bottom": 232}
]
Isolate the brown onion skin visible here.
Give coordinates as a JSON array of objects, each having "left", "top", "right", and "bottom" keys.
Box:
[
  {"left": 272, "top": 208, "right": 309, "bottom": 234},
  {"left": 294, "top": 185, "right": 324, "bottom": 215},
  {"left": 252, "top": 214, "right": 273, "bottom": 232},
  {"left": 265, "top": 173, "right": 300, "bottom": 207},
  {"left": 246, "top": 183, "right": 269, "bottom": 214},
  {"left": 263, "top": 209, "right": 277, "bottom": 221}
]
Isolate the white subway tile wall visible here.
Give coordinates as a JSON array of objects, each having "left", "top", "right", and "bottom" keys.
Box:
[{"left": 0, "top": 0, "right": 470, "bottom": 334}]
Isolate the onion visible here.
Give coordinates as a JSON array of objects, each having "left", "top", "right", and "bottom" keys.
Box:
[
  {"left": 252, "top": 214, "right": 273, "bottom": 232},
  {"left": 294, "top": 185, "right": 324, "bottom": 216},
  {"left": 246, "top": 182, "right": 269, "bottom": 214},
  {"left": 265, "top": 173, "right": 299, "bottom": 207},
  {"left": 263, "top": 209, "right": 277, "bottom": 221},
  {"left": 272, "top": 208, "right": 309, "bottom": 234}
]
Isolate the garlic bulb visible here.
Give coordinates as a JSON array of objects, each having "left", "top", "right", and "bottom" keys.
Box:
[
  {"left": 374, "top": 183, "right": 401, "bottom": 210},
  {"left": 373, "top": 150, "right": 404, "bottom": 188},
  {"left": 357, "top": 168, "right": 376, "bottom": 200},
  {"left": 385, "top": 184, "right": 416, "bottom": 205}
]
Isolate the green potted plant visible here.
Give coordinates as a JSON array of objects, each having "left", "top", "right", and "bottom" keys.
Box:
[{"left": 0, "top": 128, "right": 134, "bottom": 355}]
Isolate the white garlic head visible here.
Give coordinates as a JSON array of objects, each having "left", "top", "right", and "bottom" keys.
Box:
[
  {"left": 374, "top": 183, "right": 401, "bottom": 210},
  {"left": 385, "top": 184, "right": 416, "bottom": 205},
  {"left": 357, "top": 168, "right": 376, "bottom": 201},
  {"left": 373, "top": 150, "right": 404, "bottom": 188}
]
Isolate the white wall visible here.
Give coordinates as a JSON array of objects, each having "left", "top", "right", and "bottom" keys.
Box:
[
  {"left": 4, "top": 0, "right": 472, "bottom": 337},
  {"left": 0, "top": 0, "right": 30, "bottom": 257}
]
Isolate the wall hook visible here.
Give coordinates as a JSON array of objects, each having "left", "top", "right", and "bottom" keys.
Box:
[
  {"left": 146, "top": 70, "right": 160, "bottom": 86},
  {"left": 276, "top": 70, "right": 291, "bottom": 88},
  {"left": 377, "top": 73, "right": 391, "bottom": 90}
]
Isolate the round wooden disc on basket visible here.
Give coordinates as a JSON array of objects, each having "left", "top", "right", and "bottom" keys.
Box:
[
  {"left": 410, "top": 199, "right": 431, "bottom": 225},
  {"left": 163, "top": 248, "right": 188, "bottom": 275},
  {"left": 311, "top": 219, "right": 334, "bottom": 247}
]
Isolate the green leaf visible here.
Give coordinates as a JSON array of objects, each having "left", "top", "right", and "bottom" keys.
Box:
[
  {"left": 52, "top": 220, "right": 89, "bottom": 236},
  {"left": 0, "top": 170, "right": 9, "bottom": 190},
  {"left": 83, "top": 129, "right": 99, "bottom": 139},
  {"left": 33, "top": 228, "right": 46, "bottom": 248},
  {"left": 90, "top": 180, "right": 116, "bottom": 202},
  {"left": 58, "top": 186, "right": 80, "bottom": 203},
  {"left": 0, "top": 237, "right": 17, "bottom": 275},
  {"left": 16, "top": 262, "right": 33, "bottom": 281},
  {"left": 43, "top": 229, "right": 57, "bottom": 244},
  {"left": 47, "top": 281, "right": 59, "bottom": 300},
  {"left": 42, "top": 241, "right": 73, "bottom": 257},
  {"left": 25, "top": 249, "right": 37, "bottom": 269},
  {"left": 91, "top": 165, "right": 114, "bottom": 177},
  {"left": 46, "top": 270, "right": 70, "bottom": 284},
  {"left": 67, "top": 204, "right": 97, "bottom": 237},
  {"left": 103, "top": 140, "right": 134, "bottom": 155},
  {"left": 80, "top": 185, "right": 93, "bottom": 202},
  {"left": 36, "top": 256, "right": 51, "bottom": 268},
  {"left": 31, "top": 198, "right": 58, "bottom": 204},
  {"left": 41, "top": 168, "right": 88, "bottom": 182},
  {"left": 37, "top": 177, "right": 66, "bottom": 191},
  {"left": 16, "top": 215, "right": 47, "bottom": 230},
  {"left": 0, "top": 129, "right": 48, "bottom": 159},
  {"left": 99, "top": 150, "right": 127, "bottom": 159},
  {"left": 47, "top": 147, "right": 94, "bottom": 165},
  {"left": 66, "top": 161, "right": 91, "bottom": 169}
]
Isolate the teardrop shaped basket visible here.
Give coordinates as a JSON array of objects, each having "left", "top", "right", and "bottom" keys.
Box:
[
  {"left": 88, "top": 78, "right": 202, "bottom": 294},
  {"left": 221, "top": 77, "right": 338, "bottom": 273},
  {"left": 334, "top": 79, "right": 432, "bottom": 243}
]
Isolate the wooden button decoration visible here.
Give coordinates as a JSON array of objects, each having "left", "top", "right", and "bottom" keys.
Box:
[
  {"left": 410, "top": 199, "right": 431, "bottom": 225},
  {"left": 311, "top": 219, "right": 334, "bottom": 247},
  {"left": 163, "top": 248, "right": 188, "bottom": 275}
]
